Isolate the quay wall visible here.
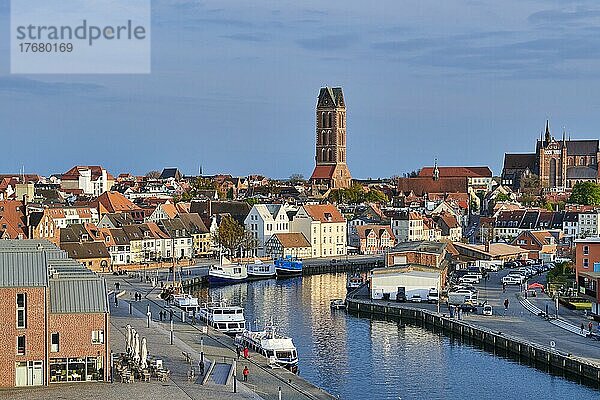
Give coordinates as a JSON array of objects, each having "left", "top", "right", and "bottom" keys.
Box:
[
  {"left": 302, "top": 259, "right": 383, "bottom": 275},
  {"left": 346, "top": 297, "right": 600, "bottom": 385}
]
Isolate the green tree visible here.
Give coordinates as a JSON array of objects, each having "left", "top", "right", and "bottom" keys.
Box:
[
  {"left": 288, "top": 174, "right": 305, "bottom": 185},
  {"left": 495, "top": 193, "right": 510, "bottom": 202},
  {"left": 569, "top": 182, "right": 600, "bottom": 206}
]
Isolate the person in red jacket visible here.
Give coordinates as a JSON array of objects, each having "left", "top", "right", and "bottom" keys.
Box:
[
  {"left": 243, "top": 366, "right": 249, "bottom": 382},
  {"left": 243, "top": 346, "right": 249, "bottom": 359}
]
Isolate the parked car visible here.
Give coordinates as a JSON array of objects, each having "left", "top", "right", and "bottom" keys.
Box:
[
  {"left": 427, "top": 288, "right": 439, "bottom": 304},
  {"left": 410, "top": 294, "right": 423, "bottom": 303},
  {"left": 459, "top": 274, "right": 480, "bottom": 284},
  {"left": 458, "top": 303, "right": 478, "bottom": 313},
  {"left": 483, "top": 304, "right": 493, "bottom": 316}
]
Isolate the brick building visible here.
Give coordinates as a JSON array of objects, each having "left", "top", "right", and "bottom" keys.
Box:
[
  {"left": 310, "top": 87, "right": 352, "bottom": 191},
  {"left": 0, "top": 240, "right": 109, "bottom": 387},
  {"left": 502, "top": 120, "right": 600, "bottom": 191}
]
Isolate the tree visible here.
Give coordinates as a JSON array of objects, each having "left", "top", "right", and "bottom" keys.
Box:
[
  {"left": 145, "top": 170, "right": 161, "bottom": 179},
  {"left": 495, "top": 193, "right": 510, "bottom": 202},
  {"left": 288, "top": 174, "right": 305, "bottom": 185},
  {"left": 328, "top": 183, "right": 389, "bottom": 204},
  {"left": 211, "top": 216, "right": 256, "bottom": 256},
  {"left": 570, "top": 182, "right": 600, "bottom": 206}
]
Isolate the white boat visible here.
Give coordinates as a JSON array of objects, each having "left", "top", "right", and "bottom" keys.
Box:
[
  {"left": 198, "top": 301, "right": 246, "bottom": 335},
  {"left": 209, "top": 257, "right": 248, "bottom": 286},
  {"left": 235, "top": 322, "right": 298, "bottom": 372},
  {"left": 246, "top": 259, "right": 276, "bottom": 280},
  {"left": 173, "top": 292, "right": 201, "bottom": 312},
  {"left": 330, "top": 299, "right": 346, "bottom": 309},
  {"left": 347, "top": 274, "right": 365, "bottom": 292}
]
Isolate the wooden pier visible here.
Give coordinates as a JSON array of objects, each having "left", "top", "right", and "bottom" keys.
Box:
[{"left": 346, "top": 297, "right": 600, "bottom": 386}]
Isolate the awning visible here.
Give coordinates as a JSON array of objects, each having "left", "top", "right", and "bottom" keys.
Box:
[{"left": 528, "top": 282, "right": 544, "bottom": 290}]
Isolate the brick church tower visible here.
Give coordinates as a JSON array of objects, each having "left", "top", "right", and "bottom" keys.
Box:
[{"left": 310, "top": 87, "right": 352, "bottom": 191}]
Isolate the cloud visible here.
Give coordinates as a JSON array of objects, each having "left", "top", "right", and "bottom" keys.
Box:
[
  {"left": 0, "top": 77, "right": 104, "bottom": 96},
  {"left": 296, "top": 34, "right": 357, "bottom": 51}
]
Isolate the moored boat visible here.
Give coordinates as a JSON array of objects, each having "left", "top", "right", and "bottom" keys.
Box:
[
  {"left": 246, "top": 259, "right": 276, "bottom": 280},
  {"left": 330, "top": 299, "right": 346, "bottom": 309},
  {"left": 347, "top": 273, "right": 365, "bottom": 292},
  {"left": 199, "top": 301, "right": 246, "bottom": 335},
  {"left": 209, "top": 257, "right": 248, "bottom": 285},
  {"left": 235, "top": 322, "right": 298, "bottom": 372},
  {"left": 275, "top": 256, "right": 303, "bottom": 277}
]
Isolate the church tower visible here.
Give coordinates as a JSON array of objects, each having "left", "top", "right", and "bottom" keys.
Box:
[{"left": 310, "top": 87, "right": 352, "bottom": 191}]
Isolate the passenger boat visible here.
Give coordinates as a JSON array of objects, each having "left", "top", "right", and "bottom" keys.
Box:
[
  {"left": 274, "top": 256, "right": 303, "bottom": 277},
  {"left": 198, "top": 301, "right": 246, "bottom": 335},
  {"left": 235, "top": 322, "right": 298, "bottom": 372},
  {"left": 209, "top": 257, "right": 248, "bottom": 286},
  {"left": 246, "top": 259, "right": 276, "bottom": 280},
  {"left": 330, "top": 299, "right": 346, "bottom": 309},
  {"left": 173, "top": 292, "right": 201, "bottom": 312},
  {"left": 347, "top": 273, "right": 365, "bottom": 292}
]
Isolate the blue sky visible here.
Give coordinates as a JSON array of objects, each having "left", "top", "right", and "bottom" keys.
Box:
[{"left": 2, "top": 0, "right": 600, "bottom": 179}]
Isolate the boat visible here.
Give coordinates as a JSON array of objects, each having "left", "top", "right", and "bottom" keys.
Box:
[
  {"left": 235, "top": 321, "right": 298, "bottom": 372},
  {"left": 330, "top": 299, "right": 346, "bottom": 309},
  {"left": 173, "top": 292, "right": 201, "bottom": 312},
  {"left": 198, "top": 300, "right": 246, "bottom": 335},
  {"left": 274, "top": 256, "right": 303, "bottom": 277},
  {"left": 209, "top": 256, "right": 248, "bottom": 286},
  {"left": 246, "top": 259, "right": 276, "bottom": 280},
  {"left": 347, "top": 273, "right": 365, "bottom": 292}
]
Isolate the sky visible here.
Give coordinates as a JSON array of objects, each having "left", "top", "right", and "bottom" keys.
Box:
[{"left": 2, "top": 0, "right": 600, "bottom": 179}]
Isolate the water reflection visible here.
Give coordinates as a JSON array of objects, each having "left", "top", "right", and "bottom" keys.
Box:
[{"left": 195, "top": 273, "right": 600, "bottom": 400}]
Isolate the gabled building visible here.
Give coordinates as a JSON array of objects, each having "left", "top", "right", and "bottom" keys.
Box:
[
  {"left": 244, "top": 204, "right": 293, "bottom": 256},
  {"left": 291, "top": 204, "right": 347, "bottom": 257},
  {"left": 264, "top": 232, "right": 312, "bottom": 260},
  {"left": 60, "top": 241, "right": 111, "bottom": 272},
  {"left": 0, "top": 200, "right": 28, "bottom": 239},
  {"left": 178, "top": 213, "right": 211, "bottom": 257},
  {"left": 95, "top": 191, "right": 144, "bottom": 223},
  {"left": 356, "top": 225, "right": 396, "bottom": 255},
  {"left": 511, "top": 230, "right": 557, "bottom": 262},
  {"left": 433, "top": 212, "right": 462, "bottom": 242},
  {"left": 390, "top": 210, "right": 424, "bottom": 242},
  {"left": 61, "top": 166, "right": 114, "bottom": 196},
  {"left": 146, "top": 201, "right": 178, "bottom": 223},
  {"left": 158, "top": 218, "right": 193, "bottom": 260}
]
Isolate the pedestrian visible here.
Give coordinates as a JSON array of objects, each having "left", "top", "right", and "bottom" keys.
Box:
[
  {"left": 243, "top": 366, "right": 249, "bottom": 382},
  {"left": 524, "top": 290, "right": 528, "bottom": 299},
  {"left": 581, "top": 323, "right": 585, "bottom": 335},
  {"left": 504, "top": 298, "right": 509, "bottom": 311},
  {"left": 236, "top": 346, "right": 241, "bottom": 360},
  {"left": 243, "top": 346, "right": 249, "bottom": 359},
  {"left": 198, "top": 360, "right": 205, "bottom": 376},
  {"left": 159, "top": 310, "right": 163, "bottom": 321},
  {"left": 115, "top": 296, "right": 119, "bottom": 308},
  {"left": 589, "top": 321, "right": 593, "bottom": 334}
]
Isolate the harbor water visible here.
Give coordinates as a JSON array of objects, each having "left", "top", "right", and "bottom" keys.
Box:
[{"left": 194, "top": 272, "right": 600, "bottom": 400}]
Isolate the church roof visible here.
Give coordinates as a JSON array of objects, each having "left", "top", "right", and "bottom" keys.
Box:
[
  {"left": 317, "top": 87, "right": 345, "bottom": 108},
  {"left": 396, "top": 177, "right": 468, "bottom": 195},
  {"left": 567, "top": 166, "right": 598, "bottom": 179},
  {"left": 566, "top": 140, "right": 599, "bottom": 155},
  {"left": 503, "top": 153, "right": 536, "bottom": 170},
  {"left": 310, "top": 165, "right": 336, "bottom": 180},
  {"left": 418, "top": 166, "right": 492, "bottom": 178}
]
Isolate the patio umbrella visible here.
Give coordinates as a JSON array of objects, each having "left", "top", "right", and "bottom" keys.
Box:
[
  {"left": 528, "top": 282, "right": 545, "bottom": 290},
  {"left": 140, "top": 337, "right": 148, "bottom": 369},
  {"left": 126, "top": 325, "right": 132, "bottom": 354},
  {"left": 133, "top": 333, "right": 140, "bottom": 364}
]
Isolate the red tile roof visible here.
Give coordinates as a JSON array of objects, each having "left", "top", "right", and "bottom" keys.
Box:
[
  {"left": 272, "top": 233, "right": 311, "bottom": 248},
  {"left": 418, "top": 166, "right": 492, "bottom": 178},
  {"left": 96, "top": 191, "right": 142, "bottom": 214},
  {"left": 397, "top": 177, "right": 468, "bottom": 195},
  {"left": 303, "top": 204, "right": 345, "bottom": 223},
  {"left": 310, "top": 165, "right": 336, "bottom": 180}
]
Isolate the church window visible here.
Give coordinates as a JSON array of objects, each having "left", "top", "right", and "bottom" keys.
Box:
[
  {"left": 580, "top": 157, "right": 585, "bottom": 166},
  {"left": 321, "top": 112, "right": 326, "bottom": 128},
  {"left": 328, "top": 112, "right": 332, "bottom": 128},
  {"left": 328, "top": 148, "right": 333, "bottom": 162},
  {"left": 568, "top": 158, "right": 573, "bottom": 166}
]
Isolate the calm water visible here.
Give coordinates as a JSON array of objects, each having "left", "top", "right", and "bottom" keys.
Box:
[{"left": 195, "top": 273, "right": 600, "bottom": 400}]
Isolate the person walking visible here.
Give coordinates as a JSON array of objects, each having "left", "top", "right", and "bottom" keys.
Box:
[
  {"left": 243, "top": 346, "right": 249, "bottom": 359},
  {"left": 581, "top": 323, "right": 585, "bottom": 335},
  {"left": 504, "top": 298, "right": 509, "bottom": 311},
  {"left": 198, "top": 359, "right": 204, "bottom": 376},
  {"left": 243, "top": 366, "right": 249, "bottom": 382},
  {"left": 236, "top": 346, "right": 241, "bottom": 360},
  {"left": 589, "top": 321, "right": 594, "bottom": 335}
]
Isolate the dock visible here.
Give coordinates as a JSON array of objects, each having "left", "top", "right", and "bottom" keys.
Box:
[{"left": 346, "top": 295, "right": 600, "bottom": 386}]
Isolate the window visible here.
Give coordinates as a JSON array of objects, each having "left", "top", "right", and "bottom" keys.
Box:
[
  {"left": 16, "top": 293, "right": 27, "bottom": 329},
  {"left": 17, "top": 335, "right": 26, "bottom": 355},
  {"left": 91, "top": 330, "right": 104, "bottom": 344},
  {"left": 584, "top": 258, "right": 589, "bottom": 268},
  {"left": 584, "top": 245, "right": 589, "bottom": 255},
  {"left": 51, "top": 333, "right": 59, "bottom": 352}
]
